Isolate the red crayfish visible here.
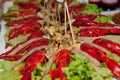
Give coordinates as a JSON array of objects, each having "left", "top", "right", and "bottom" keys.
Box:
[
  {"left": 69, "top": 4, "right": 86, "bottom": 14},
  {"left": 46, "top": 49, "right": 71, "bottom": 80},
  {"left": 73, "top": 14, "right": 98, "bottom": 21},
  {"left": 27, "top": 29, "right": 43, "bottom": 40},
  {"left": 17, "top": 2, "right": 40, "bottom": 11},
  {"left": 48, "top": 69, "right": 59, "bottom": 80},
  {"left": 21, "top": 49, "right": 71, "bottom": 80},
  {"left": 2, "top": 2, "right": 40, "bottom": 21},
  {"left": 72, "top": 14, "right": 118, "bottom": 27},
  {"left": 5, "top": 9, "right": 36, "bottom": 18},
  {"left": 20, "top": 50, "right": 47, "bottom": 80},
  {"left": 78, "top": 28, "right": 108, "bottom": 37},
  {"left": 93, "top": 38, "right": 120, "bottom": 57},
  {"left": 40, "top": 0, "right": 73, "bottom": 7},
  {"left": 55, "top": 49, "right": 71, "bottom": 80},
  {"left": 8, "top": 21, "right": 42, "bottom": 40},
  {"left": 0, "top": 37, "right": 48, "bottom": 61},
  {"left": 73, "top": 19, "right": 117, "bottom": 27},
  {"left": 6, "top": 16, "right": 42, "bottom": 27},
  {"left": 78, "top": 27, "right": 120, "bottom": 37},
  {"left": 6, "top": 28, "right": 43, "bottom": 49},
  {"left": 80, "top": 43, "right": 120, "bottom": 78}
]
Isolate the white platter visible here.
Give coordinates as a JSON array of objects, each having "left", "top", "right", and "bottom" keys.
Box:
[
  {"left": 0, "top": 1, "right": 119, "bottom": 80},
  {"left": 0, "top": 1, "right": 13, "bottom": 54}
]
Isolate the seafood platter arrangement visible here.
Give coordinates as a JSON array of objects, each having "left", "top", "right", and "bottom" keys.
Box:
[{"left": 0, "top": 0, "right": 120, "bottom": 80}]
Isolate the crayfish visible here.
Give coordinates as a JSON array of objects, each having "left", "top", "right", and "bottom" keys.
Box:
[
  {"left": 2, "top": 2, "right": 39, "bottom": 21},
  {"left": 40, "top": 0, "right": 73, "bottom": 7},
  {"left": 80, "top": 43, "right": 120, "bottom": 78},
  {"left": 8, "top": 21, "right": 42, "bottom": 40},
  {"left": 27, "top": 29, "right": 43, "bottom": 40},
  {"left": 73, "top": 14, "right": 98, "bottom": 21},
  {"left": 72, "top": 14, "right": 118, "bottom": 27},
  {"left": 17, "top": 2, "right": 40, "bottom": 11},
  {"left": 73, "top": 19, "right": 117, "bottom": 27},
  {"left": 78, "top": 28, "right": 108, "bottom": 37},
  {"left": 0, "top": 37, "right": 49, "bottom": 61},
  {"left": 55, "top": 49, "right": 71, "bottom": 80},
  {"left": 93, "top": 38, "right": 120, "bottom": 57},
  {"left": 20, "top": 50, "right": 47, "bottom": 80},
  {"left": 6, "top": 16, "right": 42, "bottom": 27},
  {"left": 78, "top": 27, "right": 120, "bottom": 37},
  {"left": 6, "top": 16, "right": 42, "bottom": 40},
  {"left": 4, "top": 9, "right": 36, "bottom": 18},
  {"left": 43, "top": 49, "right": 71, "bottom": 80},
  {"left": 69, "top": 4, "right": 86, "bottom": 15}
]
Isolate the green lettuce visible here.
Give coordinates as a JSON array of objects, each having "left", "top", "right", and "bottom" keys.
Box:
[
  {"left": 107, "top": 53, "right": 120, "bottom": 64},
  {"left": 43, "top": 75, "right": 51, "bottom": 80},
  {"left": 16, "top": 0, "right": 30, "bottom": 3},
  {"left": 35, "top": 0, "right": 41, "bottom": 4},
  {"left": 9, "top": 5, "right": 20, "bottom": 10},
  {"left": 4, "top": 28, "right": 11, "bottom": 43},
  {"left": 1, "top": 13, "right": 19, "bottom": 22},
  {"left": 69, "top": 0, "right": 81, "bottom": 6},
  {"left": 63, "top": 55, "right": 94, "bottom": 80},
  {"left": 0, "top": 5, "right": 20, "bottom": 22},
  {"left": 16, "top": 0, "right": 41, "bottom": 3},
  {"left": 63, "top": 54, "right": 113, "bottom": 80},
  {"left": 91, "top": 65, "right": 112, "bottom": 80},
  {"left": 0, "top": 60, "right": 24, "bottom": 80},
  {"left": 31, "top": 63, "right": 57, "bottom": 80},
  {"left": 94, "top": 16, "right": 112, "bottom": 23},
  {"left": 0, "top": 70, "right": 22, "bottom": 80},
  {"left": 31, "top": 64, "right": 46, "bottom": 80},
  {"left": 81, "top": 4, "right": 101, "bottom": 14}
]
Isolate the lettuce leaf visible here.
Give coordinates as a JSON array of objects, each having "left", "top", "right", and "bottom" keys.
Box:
[
  {"left": 35, "top": 0, "right": 41, "bottom": 4},
  {"left": 81, "top": 4, "right": 101, "bottom": 14},
  {"left": 0, "top": 60, "right": 24, "bottom": 80},
  {"left": 94, "top": 16, "right": 112, "bottom": 23},
  {"left": 1, "top": 13, "right": 19, "bottom": 22},
  {"left": 0, "top": 60, "right": 24, "bottom": 71},
  {"left": 31, "top": 64, "right": 46, "bottom": 80},
  {"left": 0, "top": 70, "right": 22, "bottom": 80},
  {"left": 63, "top": 55, "right": 94, "bottom": 80},
  {"left": 9, "top": 5, "right": 20, "bottom": 10},
  {"left": 43, "top": 75, "right": 51, "bottom": 80},
  {"left": 91, "top": 65, "right": 112, "bottom": 80},
  {"left": 107, "top": 53, "right": 120, "bottom": 64},
  {"left": 0, "top": 5, "right": 20, "bottom": 22},
  {"left": 69, "top": 0, "right": 81, "bottom": 6},
  {"left": 63, "top": 54, "right": 113, "bottom": 80},
  {"left": 16, "top": 0, "right": 30, "bottom": 3}
]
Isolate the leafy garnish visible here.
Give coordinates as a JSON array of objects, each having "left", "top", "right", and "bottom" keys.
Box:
[
  {"left": 63, "top": 54, "right": 113, "bottom": 80},
  {"left": 94, "top": 16, "right": 112, "bottom": 23},
  {"left": 0, "top": 60, "right": 24, "bottom": 80},
  {"left": 81, "top": 4, "right": 101, "bottom": 14}
]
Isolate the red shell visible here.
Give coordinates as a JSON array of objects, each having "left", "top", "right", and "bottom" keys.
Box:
[{"left": 78, "top": 28, "right": 108, "bottom": 37}]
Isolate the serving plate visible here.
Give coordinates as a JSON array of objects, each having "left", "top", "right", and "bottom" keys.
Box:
[
  {"left": 0, "top": 1, "right": 13, "bottom": 54},
  {"left": 0, "top": 1, "right": 119, "bottom": 80}
]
